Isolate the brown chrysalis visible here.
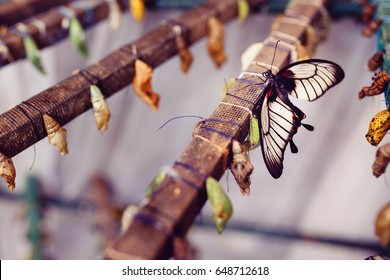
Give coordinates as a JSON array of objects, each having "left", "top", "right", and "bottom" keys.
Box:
[
  {"left": 358, "top": 70, "right": 389, "bottom": 99},
  {"left": 368, "top": 50, "right": 385, "bottom": 71},
  {"left": 0, "top": 152, "right": 16, "bottom": 191},
  {"left": 229, "top": 140, "right": 254, "bottom": 196},
  {"left": 132, "top": 59, "right": 160, "bottom": 111},
  {"left": 207, "top": 16, "right": 227, "bottom": 68},
  {"left": 372, "top": 142, "right": 390, "bottom": 177},
  {"left": 173, "top": 26, "right": 193, "bottom": 74},
  {"left": 43, "top": 114, "right": 68, "bottom": 156},
  {"left": 362, "top": 18, "right": 383, "bottom": 37}
]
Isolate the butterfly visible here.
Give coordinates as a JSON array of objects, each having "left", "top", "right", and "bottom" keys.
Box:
[{"left": 253, "top": 58, "right": 345, "bottom": 178}]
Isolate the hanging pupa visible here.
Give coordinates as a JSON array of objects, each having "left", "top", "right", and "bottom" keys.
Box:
[
  {"left": 229, "top": 140, "right": 254, "bottom": 196},
  {"left": 372, "top": 142, "right": 390, "bottom": 177},
  {"left": 207, "top": 17, "right": 227, "bottom": 68},
  {"left": 0, "top": 152, "right": 16, "bottom": 191},
  {"left": 145, "top": 172, "right": 166, "bottom": 198},
  {"left": 358, "top": 70, "right": 389, "bottom": 99},
  {"left": 23, "top": 35, "right": 46, "bottom": 74},
  {"left": 368, "top": 50, "right": 385, "bottom": 71},
  {"left": 129, "top": 0, "right": 145, "bottom": 22},
  {"left": 248, "top": 115, "right": 260, "bottom": 148},
  {"left": 43, "top": 114, "right": 68, "bottom": 156},
  {"left": 132, "top": 59, "right": 160, "bottom": 111},
  {"left": 69, "top": 17, "right": 88, "bottom": 57},
  {"left": 375, "top": 202, "right": 390, "bottom": 248},
  {"left": 90, "top": 85, "right": 110, "bottom": 132},
  {"left": 173, "top": 26, "right": 193, "bottom": 74},
  {"left": 237, "top": 0, "right": 250, "bottom": 24},
  {"left": 365, "top": 109, "right": 390, "bottom": 146},
  {"left": 107, "top": 0, "right": 122, "bottom": 30},
  {"left": 206, "top": 177, "right": 233, "bottom": 234},
  {"left": 362, "top": 18, "right": 383, "bottom": 37}
]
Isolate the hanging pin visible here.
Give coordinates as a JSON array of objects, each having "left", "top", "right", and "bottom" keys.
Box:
[
  {"left": 132, "top": 46, "right": 160, "bottom": 111},
  {"left": 358, "top": 70, "right": 390, "bottom": 99},
  {"left": 173, "top": 25, "right": 193, "bottom": 74},
  {"left": 207, "top": 16, "right": 227, "bottom": 68}
]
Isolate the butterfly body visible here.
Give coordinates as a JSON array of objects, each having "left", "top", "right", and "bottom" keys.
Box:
[{"left": 255, "top": 59, "right": 345, "bottom": 178}]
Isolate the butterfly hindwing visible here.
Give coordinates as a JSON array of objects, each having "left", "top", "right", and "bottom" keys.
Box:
[
  {"left": 277, "top": 59, "right": 345, "bottom": 101},
  {"left": 260, "top": 93, "right": 296, "bottom": 178}
]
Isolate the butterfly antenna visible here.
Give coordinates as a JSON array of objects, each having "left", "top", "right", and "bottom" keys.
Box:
[{"left": 270, "top": 40, "right": 280, "bottom": 71}]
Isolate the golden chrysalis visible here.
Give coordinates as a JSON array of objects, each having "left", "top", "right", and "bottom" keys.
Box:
[
  {"left": 229, "top": 140, "right": 254, "bottom": 196},
  {"left": 0, "top": 152, "right": 16, "bottom": 191},
  {"left": 43, "top": 114, "right": 68, "bottom": 156},
  {"left": 129, "top": 0, "right": 145, "bottom": 22},
  {"left": 90, "top": 85, "right": 111, "bottom": 132},
  {"left": 107, "top": 0, "right": 122, "bottom": 30},
  {"left": 206, "top": 177, "right": 233, "bottom": 234},
  {"left": 207, "top": 17, "right": 227, "bottom": 68},
  {"left": 366, "top": 109, "right": 390, "bottom": 146},
  {"left": 372, "top": 142, "right": 390, "bottom": 177},
  {"left": 375, "top": 202, "right": 390, "bottom": 248},
  {"left": 132, "top": 59, "right": 160, "bottom": 111}
]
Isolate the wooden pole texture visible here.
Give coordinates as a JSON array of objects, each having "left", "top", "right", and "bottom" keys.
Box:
[
  {"left": 103, "top": 0, "right": 328, "bottom": 259},
  {"left": 0, "top": 0, "right": 72, "bottom": 26},
  {"left": 0, "top": 0, "right": 129, "bottom": 67}
]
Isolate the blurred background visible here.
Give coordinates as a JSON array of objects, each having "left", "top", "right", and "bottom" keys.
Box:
[{"left": 0, "top": 0, "right": 389, "bottom": 259}]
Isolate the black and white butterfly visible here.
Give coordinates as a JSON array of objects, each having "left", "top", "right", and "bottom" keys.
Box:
[{"left": 253, "top": 59, "right": 345, "bottom": 178}]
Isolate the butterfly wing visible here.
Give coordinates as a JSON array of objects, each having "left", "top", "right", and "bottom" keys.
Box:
[
  {"left": 276, "top": 59, "right": 345, "bottom": 101},
  {"left": 259, "top": 88, "right": 297, "bottom": 178}
]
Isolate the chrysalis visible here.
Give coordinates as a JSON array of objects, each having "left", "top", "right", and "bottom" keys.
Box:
[
  {"left": 43, "top": 114, "right": 68, "bottom": 156},
  {"left": 132, "top": 59, "right": 160, "bottom": 111},
  {"left": 129, "top": 0, "right": 145, "bottom": 22},
  {"left": 368, "top": 50, "right": 385, "bottom": 71},
  {"left": 304, "top": 25, "right": 318, "bottom": 58},
  {"left": 220, "top": 78, "right": 235, "bottom": 99},
  {"left": 375, "top": 202, "right": 390, "bottom": 248},
  {"left": 295, "top": 41, "right": 310, "bottom": 61},
  {"left": 362, "top": 18, "right": 383, "bottom": 37},
  {"left": 69, "top": 17, "right": 88, "bottom": 57},
  {"left": 90, "top": 85, "right": 110, "bottom": 132},
  {"left": 173, "top": 26, "right": 193, "bottom": 74},
  {"left": 23, "top": 35, "right": 46, "bottom": 74},
  {"left": 361, "top": 3, "right": 377, "bottom": 24},
  {"left": 365, "top": 109, "right": 390, "bottom": 146},
  {"left": 372, "top": 142, "right": 390, "bottom": 177},
  {"left": 249, "top": 115, "right": 260, "bottom": 148},
  {"left": 0, "top": 152, "right": 16, "bottom": 191},
  {"left": 107, "top": 0, "right": 122, "bottom": 30},
  {"left": 229, "top": 140, "right": 254, "bottom": 196},
  {"left": 206, "top": 177, "right": 233, "bottom": 234},
  {"left": 145, "top": 172, "right": 166, "bottom": 198},
  {"left": 358, "top": 70, "right": 389, "bottom": 99},
  {"left": 237, "top": 0, "right": 250, "bottom": 23},
  {"left": 207, "top": 17, "right": 227, "bottom": 68}
]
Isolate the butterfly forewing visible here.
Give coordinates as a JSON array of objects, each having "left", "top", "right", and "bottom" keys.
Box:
[
  {"left": 260, "top": 94, "right": 296, "bottom": 178},
  {"left": 278, "top": 59, "right": 345, "bottom": 101}
]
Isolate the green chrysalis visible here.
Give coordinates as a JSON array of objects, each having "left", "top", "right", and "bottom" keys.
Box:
[
  {"left": 249, "top": 115, "right": 260, "bottom": 147},
  {"left": 23, "top": 35, "right": 46, "bottom": 74},
  {"left": 206, "top": 177, "right": 233, "bottom": 234},
  {"left": 69, "top": 18, "right": 88, "bottom": 57},
  {"left": 237, "top": 0, "right": 250, "bottom": 22},
  {"left": 145, "top": 172, "right": 166, "bottom": 198}
]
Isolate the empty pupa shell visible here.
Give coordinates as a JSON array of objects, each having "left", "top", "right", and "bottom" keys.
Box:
[
  {"left": 366, "top": 109, "right": 390, "bottom": 146},
  {"left": 43, "top": 114, "right": 68, "bottom": 156},
  {"left": 0, "top": 152, "right": 16, "bottom": 191},
  {"left": 90, "top": 85, "right": 110, "bottom": 132}
]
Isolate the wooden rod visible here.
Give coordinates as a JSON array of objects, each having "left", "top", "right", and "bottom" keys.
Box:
[{"left": 103, "top": 0, "right": 327, "bottom": 259}]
